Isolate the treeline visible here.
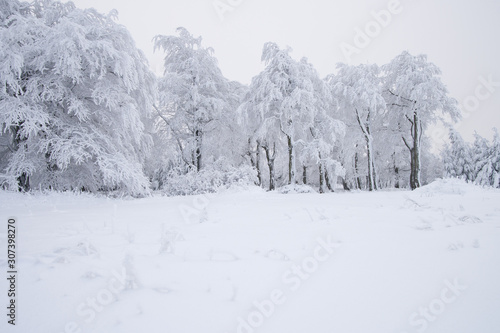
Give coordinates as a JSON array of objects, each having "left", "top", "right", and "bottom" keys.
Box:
[
  {"left": 443, "top": 129, "right": 500, "bottom": 188},
  {"left": 0, "top": 0, "right": 479, "bottom": 196}
]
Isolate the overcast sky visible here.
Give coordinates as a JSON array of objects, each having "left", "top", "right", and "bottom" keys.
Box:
[{"left": 70, "top": 0, "right": 500, "bottom": 143}]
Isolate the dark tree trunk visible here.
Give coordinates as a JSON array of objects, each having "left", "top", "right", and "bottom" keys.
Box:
[
  {"left": 404, "top": 112, "right": 421, "bottom": 190},
  {"left": 263, "top": 142, "right": 276, "bottom": 191},
  {"left": 393, "top": 153, "right": 400, "bottom": 189},
  {"left": 287, "top": 135, "right": 296, "bottom": 185},
  {"left": 319, "top": 163, "right": 325, "bottom": 194},
  {"left": 366, "top": 142, "right": 374, "bottom": 191},
  {"left": 411, "top": 113, "right": 421, "bottom": 190},
  {"left": 248, "top": 139, "right": 262, "bottom": 186},
  {"left": 255, "top": 140, "right": 262, "bottom": 186},
  {"left": 355, "top": 109, "right": 376, "bottom": 191},
  {"left": 17, "top": 173, "right": 29, "bottom": 192},
  {"left": 248, "top": 139, "right": 256, "bottom": 168},
  {"left": 354, "top": 152, "right": 362, "bottom": 190},
  {"left": 195, "top": 129, "right": 202, "bottom": 172},
  {"left": 372, "top": 159, "right": 378, "bottom": 190},
  {"left": 410, "top": 147, "right": 420, "bottom": 190},
  {"left": 342, "top": 178, "right": 351, "bottom": 191},
  {"left": 302, "top": 165, "right": 307, "bottom": 185},
  {"left": 325, "top": 170, "right": 334, "bottom": 192}
]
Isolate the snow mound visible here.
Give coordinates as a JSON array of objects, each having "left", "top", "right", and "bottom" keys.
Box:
[
  {"left": 415, "top": 178, "right": 496, "bottom": 196},
  {"left": 278, "top": 184, "right": 317, "bottom": 194}
]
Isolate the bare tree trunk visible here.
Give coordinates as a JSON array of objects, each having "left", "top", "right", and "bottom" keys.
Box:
[
  {"left": 256, "top": 140, "right": 262, "bottom": 186},
  {"left": 403, "top": 112, "right": 421, "bottom": 190},
  {"left": 319, "top": 163, "right": 325, "bottom": 193},
  {"left": 342, "top": 178, "right": 351, "bottom": 191},
  {"left": 287, "top": 135, "right": 296, "bottom": 185},
  {"left": 412, "top": 113, "right": 421, "bottom": 189},
  {"left": 248, "top": 139, "right": 256, "bottom": 168},
  {"left": 318, "top": 152, "right": 325, "bottom": 193},
  {"left": 372, "top": 158, "right": 379, "bottom": 190},
  {"left": 17, "top": 173, "right": 29, "bottom": 192},
  {"left": 195, "top": 129, "right": 202, "bottom": 172},
  {"left": 248, "top": 139, "right": 262, "bottom": 186},
  {"left": 355, "top": 109, "right": 375, "bottom": 191},
  {"left": 302, "top": 165, "right": 307, "bottom": 185},
  {"left": 366, "top": 141, "right": 375, "bottom": 191},
  {"left": 263, "top": 142, "right": 276, "bottom": 191},
  {"left": 325, "top": 170, "right": 334, "bottom": 192},
  {"left": 393, "top": 153, "right": 400, "bottom": 189},
  {"left": 354, "top": 152, "right": 362, "bottom": 189}
]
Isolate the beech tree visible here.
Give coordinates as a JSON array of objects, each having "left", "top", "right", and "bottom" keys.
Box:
[
  {"left": 331, "top": 63, "right": 384, "bottom": 191},
  {"left": 299, "top": 58, "right": 345, "bottom": 192},
  {"left": 260, "top": 43, "right": 319, "bottom": 185},
  {"left": 154, "top": 27, "right": 229, "bottom": 172},
  {"left": 0, "top": 0, "right": 155, "bottom": 195},
  {"left": 383, "top": 51, "right": 460, "bottom": 190},
  {"left": 374, "top": 121, "right": 409, "bottom": 189},
  {"left": 240, "top": 63, "right": 283, "bottom": 191}
]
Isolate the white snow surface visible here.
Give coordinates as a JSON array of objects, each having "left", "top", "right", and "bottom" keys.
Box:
[{"left": 1, "top": 179, "right": 500, "bottom": 333}]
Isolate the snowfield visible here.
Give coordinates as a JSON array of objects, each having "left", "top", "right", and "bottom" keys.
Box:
[{"left": 1, "top": 179, "right": 500, "bottom": 333}]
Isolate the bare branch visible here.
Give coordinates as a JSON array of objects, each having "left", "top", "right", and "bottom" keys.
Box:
[
  {"left": 405, "top": 115, "right": 414, "bottom": 124},
  {"left": 386, "top": 89, "right": 417, "bottom": 105},
  {"left": 153, "top": 104, "right": 171, "bottom": 126},
  {"left": 402, "top": 136, "right": 412, "bottom": 151}
]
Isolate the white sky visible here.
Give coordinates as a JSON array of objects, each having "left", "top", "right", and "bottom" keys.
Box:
[{"left": 70, "top": 0, "right": 500, "bottom": 143}]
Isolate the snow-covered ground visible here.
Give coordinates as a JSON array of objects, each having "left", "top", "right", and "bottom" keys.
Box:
[{"left": 1, "top": 179, "right": 500, "bottom": 333}]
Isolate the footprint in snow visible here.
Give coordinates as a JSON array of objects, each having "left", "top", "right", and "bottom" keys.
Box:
[
  {"left": 456, "top": 215, "right": 483, "bottom": 225},
  {"left": 448, "top": 242, "right": 464, "bottom": 251},
  {"left": 53, "top": 241, "right": 99, "bottom": 257},
  {"left": 266, "top": 249, "right": 290, "bottom": 261},
  {"left": 447, "top": 239, "right": 481, "bottom": 251}
]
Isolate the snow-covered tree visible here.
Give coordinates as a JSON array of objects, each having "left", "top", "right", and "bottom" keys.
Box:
[
  {"left": 443, "top": 129, "right": 473, "bottom": 181},
  {"left": 0, "top": 0, "right": 156, "bottom": 195},
  {"left": 442, "top": 128, "right": 500, "bottom": 188},
  {"left": 298, "top": 58, "right": 344, "bottom": 192},
  {"left": 240, "top": 62, "right": 284, "bottom": 190},
  {"left": 470, "top": 132, "right": 492, "bottom": 185},
  {"left": 492, "top": 129, "right": 500, "bottom": 188},
  {"left": 259, "top": 43, "right": 317, "bottom": 186},
  {"left": 470, "top": 129, "right": 500, "bottom": 188},
  {"left": 154, "top": 27, "right": 230, "bottom": 172},
  {"left": 383, "top": 51, "right": 460, "bottom": 190},
  {"left": 331, "top": 63, "right": 385, "bottom": 191},
  {"left": 241, "top": 43, "right": 344, "bottom": 191},
  {"left": 374, "top": 122, "right": 410, "bottom": 189}
]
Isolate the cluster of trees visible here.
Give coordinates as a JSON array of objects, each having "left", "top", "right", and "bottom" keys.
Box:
[
  {"left": 0, "top": 0, "right": 155, "bottom": 195},
  {"left": 0, "top": 0, "right": 467, "bottom": 196},
  {"left": 443, "top": 129, "right": 500, "bottom": 188}
]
